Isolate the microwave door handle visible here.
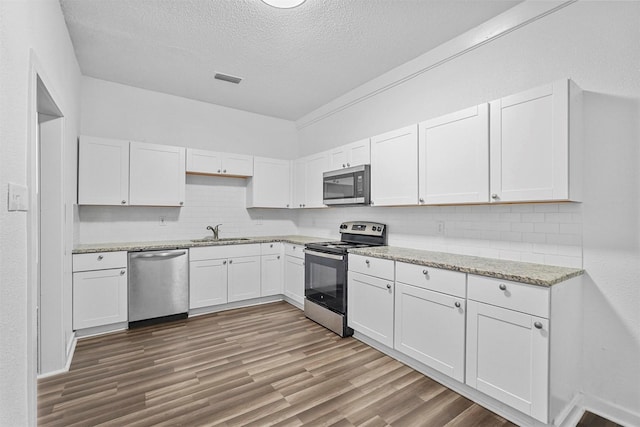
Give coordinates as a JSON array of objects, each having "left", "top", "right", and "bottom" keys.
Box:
[{"left": 304, "top": 249, "right": 345, "bottom": 261}]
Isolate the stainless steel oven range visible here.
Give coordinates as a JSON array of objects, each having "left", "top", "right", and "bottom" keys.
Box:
[{"left": 304, "top": 221, "right": 387, "bottom": 337}]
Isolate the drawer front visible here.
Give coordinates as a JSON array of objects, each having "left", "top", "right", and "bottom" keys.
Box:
[
  {"left": 284, "top": 243, "right": 305, "bottom": 259},
  {"left": 261, "top": 242, "right": 283, "bottom": 256},
  {"left": 349, "top": 254, "right": 394, "bottom": 280},
  {"left": 73, "top": 251, "right": 127, "bottom": 272},
  {"left": 468, "top": 275, "right": 549, "bottom": 318},
  {"left": 191, "top": 244, "right": 260, "bottom": 261},
  {"left": 395, "top": 262, "right": 466, "bottom": 298}
]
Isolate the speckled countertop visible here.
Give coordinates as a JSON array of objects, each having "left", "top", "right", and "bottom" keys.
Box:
[
  {"left": 348, "top": 246, "right": 584, "bottom": 287},
  {"left": 72, "top": 235, "right": 327, "bottom": 254}
]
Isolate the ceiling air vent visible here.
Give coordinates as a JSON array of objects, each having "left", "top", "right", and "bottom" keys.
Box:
[{"left": 214, "top": 73, "right": 242, "bottom": 84}]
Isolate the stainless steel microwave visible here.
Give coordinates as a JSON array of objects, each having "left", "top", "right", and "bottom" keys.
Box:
[{"left": 323, "top": 164, "right": 370, "bottom": 206}]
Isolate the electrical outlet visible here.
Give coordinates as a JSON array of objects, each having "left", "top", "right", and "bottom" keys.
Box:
[
  {"left": 159, "top": 216, "right": 166, "bottom": 226},
  {"left": 436, "top": 221, "right": 445, "bottom": 235}
]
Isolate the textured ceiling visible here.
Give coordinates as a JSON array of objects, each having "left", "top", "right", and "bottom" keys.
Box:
[{"left": 60, "top": 0, "right": 521, "bottom": 120}]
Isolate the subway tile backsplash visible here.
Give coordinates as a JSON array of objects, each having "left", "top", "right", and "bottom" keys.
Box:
[{"left": 78, "top": 177, "right": 582, "bottom": 268}]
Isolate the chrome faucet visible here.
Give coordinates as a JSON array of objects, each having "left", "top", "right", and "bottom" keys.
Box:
[{"left": 206, "top": 224, "right": 222, "bottom": 240}]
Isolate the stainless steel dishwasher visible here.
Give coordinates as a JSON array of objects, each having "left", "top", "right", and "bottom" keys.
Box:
[{"left": 128, "top": 249, "right": 189, "bottom": 327}]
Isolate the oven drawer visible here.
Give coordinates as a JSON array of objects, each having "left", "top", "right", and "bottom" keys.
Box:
[
  {"left": 349, "top": 254, "right": 394, "bottom": 280},
  {"left": 396, "top": 262, "right": 466, "bottom": 298}
]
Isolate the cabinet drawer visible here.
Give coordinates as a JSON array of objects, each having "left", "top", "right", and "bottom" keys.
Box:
[
  {"left": 284, "top": 243, "right": 305, "bottom": 259},
  {"left": 261, "top": 242, "right": 282, "bottom": 256},
  {"left": 191, "top": 244, "right": 260, "bottom": 261},
  {"left": 73, "top": 251, "right": 127, "bottom": 272},
  {"left": 349, "top": 254, "right": 394, "bottom": 280},
  {"left": 395, "top": 262, "right": 466, "bottom": 298},
  {"left": 468, "top": 275, "right": 549, "bottom": 318}
]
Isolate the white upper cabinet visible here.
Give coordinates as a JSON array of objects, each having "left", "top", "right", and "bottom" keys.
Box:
[
  {"left": 186, "top": 148, "right": 253, "bottom": 177},
  {"left": 370, "top": 124, "right": 419, "bottom": 206},
  {"left": 291, "top": 152, "right": 329, "bottom": 208},
  {"left": 246, "top": 157, "right": 291, "bottom": 208},
  {"left": 129, "top": 141, "right": 186, "bottom": 206},
  {"left": 418, "top": 104, "right": 489, "bottom": 205},
  {"left": 78, "top": 136, "right": 130, "bottom": 206},
  {"left": 329, "top": 138, "right": 371, "bottom": 170},
  {"left": 489, "top": 79, "right": 582, "bottom": 203}
]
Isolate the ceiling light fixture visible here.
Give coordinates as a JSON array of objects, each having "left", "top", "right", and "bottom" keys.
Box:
[{"left": 261, "top": 0, "right": 306, "bottom": 9}]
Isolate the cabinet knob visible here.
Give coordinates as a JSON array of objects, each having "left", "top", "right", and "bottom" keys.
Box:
[
  {"left": 223, "top": 169, "right": 227, "bottom": 173},
  {"left": 97, "top": 255, "right": 103, "bottom": 261},
  {"left": 419, "top": 198, "right": 424, "bottom": 203},
  {"left": 120, "top": 270, "right": 126, "bottom": 275},
  {"left": 179, "top": 201, "right": 184, "bottom": 205},
  {"left": 386, "top": 284, "right": 392, "bottom": 290},
  {"left": 223, "top": 260, "right": 227, "bottom": 265},
  {"left": 270, "top": 244, "right": 273, "bottom": 248},
  {"left": 347, "top": 163, "right": 350, "bottom": 167},
  {"left": 218, "top": 169, "right": 221, "bottom": 173},
  {"left": 342, "top": 164, "right": 346, "bottom": 168},
  {"left": 302, "top": 204, "right": 306, "bottom": 207},
  {"left": 121, "top": 200, "right": 126, "bottom": 205},
  {"left": 293, "top": 246, "right": 296, "bottom": 250},
  {"left": 422, "top": 269, "right": 428, "bottom": 275},
  {"left": 499, "top": 283, "right": 507, "bottom": 291},
  {"left": 491, "top": 193, "right": 499, "bottom": 200},
  {"left": 534, "top": 321, "right": 543, "bottom": 329},
  {"left": 229, "top": 259, "right": 233, "bottom": 264},
  {"left": 454, "top": 301, "right": 461, "bottom": 308},
  {"left": 277, "top": 255, "right": 280, "bottom": 259},
  {"left": 365, "top": 259, "right": 370, "bottom": 265},
  {"left": 286, "top": 204, "right": 290, "bottom": 208},
  {"left": 370, "top": 201, "right": 374, "bottom": 205}
]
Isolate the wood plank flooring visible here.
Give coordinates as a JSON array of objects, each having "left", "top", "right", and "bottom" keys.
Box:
[{"left": 38, "top": 302, "right": 516, "bottom": 426}]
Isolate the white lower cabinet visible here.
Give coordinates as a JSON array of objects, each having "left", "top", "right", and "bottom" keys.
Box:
[
  {"left": 394, "top": 283, "right": 466, "bottom": 382},
  {"left": 466, "top": 300, "right": 549, "bottom": 422},
  {"left": 348, "top": 271, "right": 394, "bottom": 348},
  {"left": 72, "top": 252, "right": 128, "bottom": 330},
  {"left": 189, "top": 259, "right": 228, "bottom": 309},
  {"left": 283, "top": 244, "right": 305, "bottom": 306},
  {"left": 227, "top": 256, "right": 261, "bottom": 302}
]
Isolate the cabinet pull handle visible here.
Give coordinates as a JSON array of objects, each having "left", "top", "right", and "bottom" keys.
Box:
[
  {"left": 121, "top": 200, "right": 126, "bottom": 205},
  {"left": 386, "top": 284, "right": 391, "bottom": 290},
  {"left": 422, "top": 269, "right": 428, "bottom": 275},
  {"left": 534, "top": 321, "right": 543, "bottom": 329},
  {"left": 97, "top": 255, "right": 103, "bottom": 261},
  {"left": 120, "top": 270, "right": 126, "bottom": 275},
  {"left": 491, "top": 194, "right": 499, "bottom": 200},
  {"left": 499, "top": 284, "right": 507, "bottom": 291},
  {"left": 454, "top": 301, "right": 461, "bottom": 308}
]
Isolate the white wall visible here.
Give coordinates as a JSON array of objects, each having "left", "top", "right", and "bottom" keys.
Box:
[
  {"left": 0, "top": 0, "right": 81, "bottom": 424},
  {"left": 296, "top": 1, "right": 640, "bottom": 423},
  {"left": 81, "top": 76, "right": 298, "bottom": 158},
  {"left": 78, "top": 77, "right": 300, "bottom": 243}
]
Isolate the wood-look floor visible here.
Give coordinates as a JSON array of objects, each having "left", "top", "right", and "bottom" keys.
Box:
[{"left": 38, "top": 302, "right": 515, "bottom": 426}]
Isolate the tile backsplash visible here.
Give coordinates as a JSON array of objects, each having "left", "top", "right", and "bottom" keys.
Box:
[
  {"left": 77, "top": 175, "right": 298, "bottom": 243},
  {"left": 78, "top": 178, "right": 582, "bottom": 268}
]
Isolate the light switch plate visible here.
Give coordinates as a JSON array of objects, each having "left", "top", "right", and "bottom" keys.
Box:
[{"left": 8, "top": 182, "right": 29, "bottom": 211}]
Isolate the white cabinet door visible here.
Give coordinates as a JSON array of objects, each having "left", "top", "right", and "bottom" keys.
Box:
[
  {"left": 129, "top": 142, "right": 186, "bottom": 206},
  {"left": 189, "top": 259, "right": 228, "bottom": 309},
  {"left": 347, "top": 271, "right": 394, "bottom": 347},
  {"left": 261, "top": 254, "right": 283, "bottom": 296},
  {"left": 370, "top": 124, "right": 418, "bottom": 206},
  {"left": 284, "top": 255, "right": 305, "bottom": 306},
  {"left": 328, "top": 138, "right": 370, "bottom": 170},
  {"left": 490, "top": 79, "right": 579, "bottom": 203},
  {"left": 394, "top": 283, "right": 465, "bottom": 382},
  {"left": 466, "top": 300, "right": 549, "bottom": 422},
  {"left": 247, "top": 157, "right": 291, "bottom": 208},
  {"left": 222, "top": 152, "right": 253, "bottom": 177},
  {"left": 72, "top": 268, "right": 127, "bottom": 330},
  {"left": 227, "top": 255, "right": 261, "bottom": 302},
  {"left": 186, "top": 148, "right": 222, "bottom": 175},
  {"left": 291, "top": 158, "right": 306, "bottom": 209},
  {"left": 78, "top": 136, "right": 129, "bottom": 206},
  {"left": 419, "top": 104, "right": 489, "bottom": 205},
  {"left": 304, "top": 152, "right": 330, "bottom": 208}
]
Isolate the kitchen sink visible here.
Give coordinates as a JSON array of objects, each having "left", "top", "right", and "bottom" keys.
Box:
[{"left": 190, "top": 237, "right": 251, "bottom": 243}]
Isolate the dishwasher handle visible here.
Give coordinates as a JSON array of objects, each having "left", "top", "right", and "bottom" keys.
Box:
[{"left": 130, "top": 250, "right": 187, "bottom": 259}]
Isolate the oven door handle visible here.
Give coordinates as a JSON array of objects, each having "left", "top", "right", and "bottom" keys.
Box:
[{"left": 304, "top": 249, "right": 345, "bottom": 261}]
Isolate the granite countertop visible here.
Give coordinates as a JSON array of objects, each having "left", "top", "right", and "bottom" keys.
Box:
[
  {"left": 348, "top": 246, "right": 584, "bottom": 287},
  {"left": 72, "top": 235, "right": 327, "bottom": 254}
]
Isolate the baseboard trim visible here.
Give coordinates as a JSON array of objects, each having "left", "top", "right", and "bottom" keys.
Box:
[
  {"left": 188, "top": 295, "right": 284, "bottom": 317},
  {"left": 556, "top": 393, "right": 585, "bottom": 427},
  {"left": 581, "top": 394, "right": 640, "bottom": 427}
]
